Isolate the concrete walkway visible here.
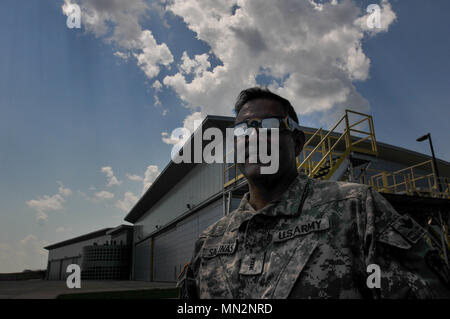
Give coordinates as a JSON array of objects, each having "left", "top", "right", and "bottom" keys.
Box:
[{"left": 0, "top": 280, "right": 176, "bottom": 299}]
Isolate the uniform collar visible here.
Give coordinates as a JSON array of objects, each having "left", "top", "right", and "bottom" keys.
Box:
[{"left": 237, "top": 172, "right": 310, "bottom": 218}]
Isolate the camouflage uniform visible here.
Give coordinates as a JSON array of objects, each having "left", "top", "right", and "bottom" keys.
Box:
[{"left": 178, "top": 173, "right": 450, "bottom": 298}]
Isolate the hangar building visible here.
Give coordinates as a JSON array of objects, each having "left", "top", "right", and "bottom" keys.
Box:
[{"left": 45, "top": 111, "right": 450, "bottom": 282}]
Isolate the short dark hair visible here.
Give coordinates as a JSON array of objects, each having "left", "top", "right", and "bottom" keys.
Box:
[{"left": 234, "top": 87, "right": 299, "bottom": 123}]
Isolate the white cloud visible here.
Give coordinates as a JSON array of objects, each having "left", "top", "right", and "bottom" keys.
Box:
[
  {"left": 62, "top": 0, "right": 397, "bottom": 131},
  {"left": 162, "top": 0, "right": 396, "bottom": 126},
  {"left": 161, "top": 111, "right": 205, "bottom": 145},
  {"left": 57, "top": 181, "right": 72, "bottom": 197},
  {"left": 127, "top": 165, "right": 161, "bottom": 193},
  {"left": 134, "top": 30, "right": 174, "bottom": 79},
  {"left": 143, "top": 165, "right": 160, "bottom": 192},
  {"left": 115, "top": 192, "right": 139, "bottom": 213},
  {"left": 179, "top": 51, "right": 211, "bottom": 76},
  {"left": 101, "top": 166, "right": 122, "bottom": 187},
  {"left": 126, "top": 174, "right": 144, "bottom": 182},
  {"left": 56, "top": 226, "right": 73, "bottom": 233},
  {"left": 94, "top": 190, "right": 115, "bottom": 200},
  {"left": 26, "top": 194, "right": 64, "bottom": 214},
  {"left": 354, "top": 0, "right": 397, "bottom": 35},
  {"left": 0, "top": 235, "right": 48, "bottom": 273},
  {"left": 152, "top": 80, "right": 163, "bottom": 91},
  {"left": 62, "top": 0, "right": 174, "bottom": 80},
  {"left": 26, "top": 182, "right": 72, "bottom": 221},
  {"left": 152, "top": 80, "right": 165, "bottom": 110}
]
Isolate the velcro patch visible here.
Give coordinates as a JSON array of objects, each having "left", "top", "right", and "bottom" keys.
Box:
[
  {"left": 273, "top": 218, "right": 329, "bottom": 243},
  {"left": 202, "top": 241, "right": 237, "bottom": 258},
  {"left": 239, "top": 253, "right": 265, "bottom": 275},
  {"left": 391, "top": 215, "right": 424, "bottom": 244}
]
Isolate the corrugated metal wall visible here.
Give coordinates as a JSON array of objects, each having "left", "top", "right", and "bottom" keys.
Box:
[
  {"left": 46, "top": 235, "right": 110, "bottom": 280},
  {"left": 48, "top": 235, "right": 110, "bottom": 261},
  {"left": 133, "top": 238, "right": 152, "bottom": 281},
  {"left": 134, "top": 163, "right": 223, "bottom": 243},
  {"left": 152, "top": 199, "right": 224, "bottom": 282},
  {"left": 60, "top": 259, "right": 73, "bottom": 280},
  {"left": 48, "top": 260, "right": 61, "bottom": 280}
]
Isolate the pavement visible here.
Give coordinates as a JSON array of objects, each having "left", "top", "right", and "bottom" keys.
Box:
[{"left": 0, "top": 280, "right": 176, "bottom": 299}]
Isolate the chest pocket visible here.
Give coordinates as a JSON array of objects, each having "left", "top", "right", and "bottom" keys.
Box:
[
  {"left": 198, "top": 232, "right": 238, "bottom": 298},
  {"left": 263, "top": 217, "right": 329, "bottom": 299}
]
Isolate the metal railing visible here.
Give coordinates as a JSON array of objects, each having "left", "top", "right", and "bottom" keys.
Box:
[
  {"left": 297, "top": 109, "right": 377, "bottom": 180},
  {"left": 368, "top": 160, "right": 450, "bottom": 199}
]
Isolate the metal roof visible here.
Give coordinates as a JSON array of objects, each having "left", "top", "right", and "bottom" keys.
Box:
[
  {"left": 106, "top": 224, "right": 133, "bottom": 235},
  {"left": 44, "top": 228, "right": 112, "bottom": 250}
]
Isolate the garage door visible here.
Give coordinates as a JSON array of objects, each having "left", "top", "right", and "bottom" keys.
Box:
[
  {"left": 133, "top": 238, "right": 152, "bottom": 281},
  {"left": 48, "top": 260, "right": 61, "bottom": 280},
  {"left": 61, "top": 258, "right": 73, "bottom": 280},
  {"left": 153, "top": 199, "right": 225, "bottom": 282}
]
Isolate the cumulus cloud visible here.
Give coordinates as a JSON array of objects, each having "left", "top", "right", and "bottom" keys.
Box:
[
  {"left": 127, "top": 165, "right": 161, "bottom": 193},
  {"left": 161, "top": 112, "right": 205, "bottom": 145},
  {"left": 115, "top": 192, "right": 139, "bottom": 213},
  {"left": 26, "top": 182, "right": 72, "bottom": 221},
  {"left": 56, "top": 226, "right": 73, "bottom": 233},
  {"left": 62, "top": 0, "right": 397, "bottom": 131},
  {"left": 0, "top": 235, "right": 48, "bottom": 273},
  {"left": 143, "top": 165, "right": 160, "bottom": 192},
  {"left": 126, "top": 174, "right": 144, "bottom": 182},
  {"left": 61, "top": 0, "right": 174, "bottom": 80},
  {"left": 57, "top": 181, "right": 72, "bottom": 197},
  {"left": 162, "top": 0, "right": 396, "bottom": 126},
  {"left": 354, "top": 0, "right": 397, "bottom": 35},
  {"left": 134, "top": 30, "right": 174, "bottom": 79},
  {"left": 152, "top": 80, "right": 167, "bottom": 112},
  {"left": 179, "top": 52, "right": 211, "bottom": 77},
  {"left": 94, "top": 190, "right": 115, "bottom": 200},
  {"left": 101, "top": 166, "right": 122, "bottom": 187}
]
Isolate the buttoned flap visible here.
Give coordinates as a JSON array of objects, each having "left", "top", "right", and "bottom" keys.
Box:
[
  {"left": 270, "top": 231, "right": 320, "bottom": 299},
  {"left": 377, "top": 215, "right": 425, "bottom": 250},
  {"left": 260, "top": 215, "right": 330, "bottom": 299},
  {"left": 198, "top": 231, "right": 238, "bottom": 298}
]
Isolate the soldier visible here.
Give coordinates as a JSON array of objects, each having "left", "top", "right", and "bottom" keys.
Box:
[{"left": 178, "top": 87, "right": 450, "bottom": 299}]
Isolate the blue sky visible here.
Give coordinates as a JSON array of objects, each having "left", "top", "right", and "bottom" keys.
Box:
[{"left": 0, "top": 0, "right": 449, "bottom": 272}]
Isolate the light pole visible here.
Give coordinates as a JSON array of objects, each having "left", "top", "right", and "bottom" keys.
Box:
[
  {"left": 417, "top": 133, "right": 449, "bottom": 268},
  {"left": 416, "top": 133, "right": 443, "bottom": 193}
]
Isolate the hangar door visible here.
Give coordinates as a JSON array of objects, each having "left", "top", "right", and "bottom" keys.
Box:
[
  {"left": 153, "top": 199, "right": 224, "bottom": 282},
  {"left": 60, "top": 258, "right": 73, "bottom": 280},
  {"left": 48, "top": 260, "right": 61, "bottom": 280},
  {"left": 133, "top": 237, "right": 152, "bottom": 281}
]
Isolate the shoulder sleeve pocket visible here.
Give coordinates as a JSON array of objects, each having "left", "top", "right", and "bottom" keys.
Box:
[
  {"left": 377, "top": 215, "right": 425, "bottom": 249},
  {"left": 377, "top": 226, "right": 412, "bottom": 249}
]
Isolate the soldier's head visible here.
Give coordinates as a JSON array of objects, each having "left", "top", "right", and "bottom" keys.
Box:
[{"left": 233, "top": 87, "right": 305, "bottom": 185}]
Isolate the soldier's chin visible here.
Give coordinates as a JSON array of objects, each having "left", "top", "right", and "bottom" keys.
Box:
[{"left": 241, "top": 162, "right": 277, "bottom": 182}]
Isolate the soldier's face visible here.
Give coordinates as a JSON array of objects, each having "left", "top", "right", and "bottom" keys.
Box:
[{"left": 235, "top": 99, "right": 302, "bottom": 183}]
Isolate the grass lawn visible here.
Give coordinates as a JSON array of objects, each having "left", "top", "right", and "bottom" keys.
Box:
[{"left": 56, "top": 287, "right": 180, "bottom": 299}]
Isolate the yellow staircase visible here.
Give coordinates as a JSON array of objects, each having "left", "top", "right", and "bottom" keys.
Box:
[{"left": 297, "top": 110, "right": 377, "bottom": 180}]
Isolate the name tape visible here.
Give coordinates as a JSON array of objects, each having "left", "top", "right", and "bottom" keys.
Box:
[
  {"left": 202, "top": 241, "right": 237, "bottom": 258},
  {"left": 274, "top": 218, "right": 329, "bottom": 242}
]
